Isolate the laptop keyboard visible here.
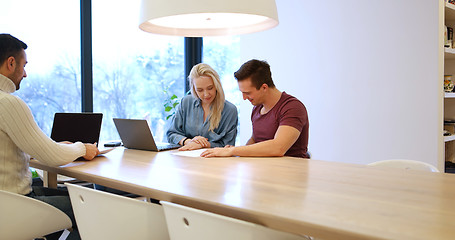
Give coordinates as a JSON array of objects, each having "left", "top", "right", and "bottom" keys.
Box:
[{"left": 156, "top": 143, "right": 180, "bottom": 151}]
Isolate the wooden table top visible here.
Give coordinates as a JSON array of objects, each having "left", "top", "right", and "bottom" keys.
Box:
[{"left": 30, "top": 147, "right": 455, "bottom": 240}]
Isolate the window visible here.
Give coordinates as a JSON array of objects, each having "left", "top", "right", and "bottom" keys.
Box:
[
  {"left": 92, "top": 0, "right": 184, "bottom": 142},
  {"left": 2, "top": 0, "right": 241, "bottom": 145},
  {"left": 0, "top": 0, "right": 81, "bottom": 136}
]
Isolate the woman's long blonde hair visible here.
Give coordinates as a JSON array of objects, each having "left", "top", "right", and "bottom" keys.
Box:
[{"left": 189, "top": 63, "right": 225, "bottom": 132}]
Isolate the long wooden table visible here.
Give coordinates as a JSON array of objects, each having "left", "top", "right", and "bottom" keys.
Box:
[{"left": 30, "top": 147, "right": 455, "bottom": 240}]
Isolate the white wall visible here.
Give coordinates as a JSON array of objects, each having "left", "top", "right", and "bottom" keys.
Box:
[{"left": 238, "top": 0, "right": 442, "bottom": 167}]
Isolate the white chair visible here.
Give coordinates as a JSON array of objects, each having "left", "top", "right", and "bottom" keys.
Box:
[
  {"left": 368, "top": 159, "right": 439, "bottom": 172},
  {"left": 65, "top": 183, "right": 169, "bottom": 240},
  {"left": 160, "top": 201, "right": 308, "bottom": 240},
  {"left": 0, "top": 189, "right": 72, "bottom": 239}
]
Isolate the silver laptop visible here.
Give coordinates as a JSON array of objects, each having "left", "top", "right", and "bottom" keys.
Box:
[{"left": 113, "top": 118, "right": 180, "bottom": 151}]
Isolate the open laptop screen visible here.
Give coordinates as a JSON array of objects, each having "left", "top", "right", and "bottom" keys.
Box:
[
  {"left": 113, "top": 118, "right": 179, "bottom": 151},
  {"left": 50, "top": 113, "right": 103, "bottom": 145}
]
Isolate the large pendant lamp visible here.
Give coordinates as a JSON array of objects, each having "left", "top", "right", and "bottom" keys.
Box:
[{"left": 139, "top": 0, "right": 279, "bottom": 37}]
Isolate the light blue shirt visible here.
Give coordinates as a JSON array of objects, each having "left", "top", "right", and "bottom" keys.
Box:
[{"left": 167, "top": 95, "right": 238, "bottom": 147}]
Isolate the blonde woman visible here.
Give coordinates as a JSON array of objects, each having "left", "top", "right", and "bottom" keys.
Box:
[{"left": 167, "top": 63, "right": 238, "bottom": 151}]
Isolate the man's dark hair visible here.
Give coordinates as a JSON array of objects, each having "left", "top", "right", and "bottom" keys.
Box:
[
  {"left": 234, "top": 59, "right": 275, "bottom": 90},
  {"left": 0, "top": 34, "right": 28, "bottom": 65}
]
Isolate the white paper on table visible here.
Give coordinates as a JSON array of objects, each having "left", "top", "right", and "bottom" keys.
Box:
[
  {"left": 171, "top": 149, "right": 206, "bottom": 157},
  {"left": 98, "top": 148, "right": 115, "bottom": 155}
]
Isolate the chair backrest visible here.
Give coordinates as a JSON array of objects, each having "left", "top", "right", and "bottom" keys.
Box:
[
  {"left": 368, "top": 159, "right": 439, "bottom": 172},
  {"left": 0, "top": 189, "right": 72, "bottom": 239},
  {"left": 160, "top": 201, "right": 305, "bottom": 240},
  {"left": 65, "top": 183, "right": 169, "bottom": 240}
]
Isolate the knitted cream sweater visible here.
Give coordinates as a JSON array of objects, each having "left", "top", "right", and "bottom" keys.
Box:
[{"left": 0, "top": 74, "right": 86, "bottom": 195}]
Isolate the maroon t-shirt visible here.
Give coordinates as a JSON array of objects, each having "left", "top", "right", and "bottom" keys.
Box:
[{"left": 251, "top": 92, "right": 309, "bottom": 158}]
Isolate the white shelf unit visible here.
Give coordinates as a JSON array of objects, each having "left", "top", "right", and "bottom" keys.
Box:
[{"left": 444, "top": 2, "right": 455, "bottom": 164}]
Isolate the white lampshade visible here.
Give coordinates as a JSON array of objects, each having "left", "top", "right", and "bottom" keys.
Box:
[{"left": 139, "top": 0, "right": 279, "bottom": 37}]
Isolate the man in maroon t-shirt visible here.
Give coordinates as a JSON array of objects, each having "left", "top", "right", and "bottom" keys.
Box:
[{"left": 201, "top": 59, "right": 309, "bottom": 158}]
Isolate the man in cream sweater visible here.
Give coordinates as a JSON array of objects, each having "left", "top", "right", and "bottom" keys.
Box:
[{"left": 0, "top": 34, "right": 98, "bottom": 239}]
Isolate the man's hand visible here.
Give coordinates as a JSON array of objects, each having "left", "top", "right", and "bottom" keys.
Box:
[
  {"left": 83, "top": 143, "right": 99, "bottom": 160},
  {"left": 200, "top": 146, "right": 234, "bottom": 158}
]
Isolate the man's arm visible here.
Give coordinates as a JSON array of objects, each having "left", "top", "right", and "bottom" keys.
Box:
[
  {"left": 0, "top": 95, "right": 90, "bottom": 166},
  {"left": 245, "top": 136, "right": 255, "bottom": 145},
  {"left": 200, "top": 125, "right": 300, "bottom": 157}
]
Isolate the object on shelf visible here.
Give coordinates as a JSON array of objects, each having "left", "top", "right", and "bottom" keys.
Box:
[
  {"left": 444, "top": 121, "right": 455, "bottom": 137},
  {"left": 446, "top": 141, "right": 455, "bottom": 163},
  {"left": 449, "top": 27, "right": 453, "bottom": 48},
  {"left": 444, "top": 121, "right": 455, "bottom": 134},
  {"left": 444, "top": 75, "right": 454, "bottom": 92},
  {"left": 445, "top": 161, "right": 455, "bottom": 174}
]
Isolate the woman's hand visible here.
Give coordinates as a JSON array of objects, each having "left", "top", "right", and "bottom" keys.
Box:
[
  {"left": 179, "top": 141, "right": 203, "bottom": 151},
  {"left": 191, "top": 136, "right": 210, "bottom": 148}
]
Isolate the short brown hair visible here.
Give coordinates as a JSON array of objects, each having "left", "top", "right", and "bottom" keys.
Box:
[
  {"left": 0, "top": 34, "right": 27, "bottom": 65},
  {"left": 234, "top": 59, "right": 275, "bottom": 89}
]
